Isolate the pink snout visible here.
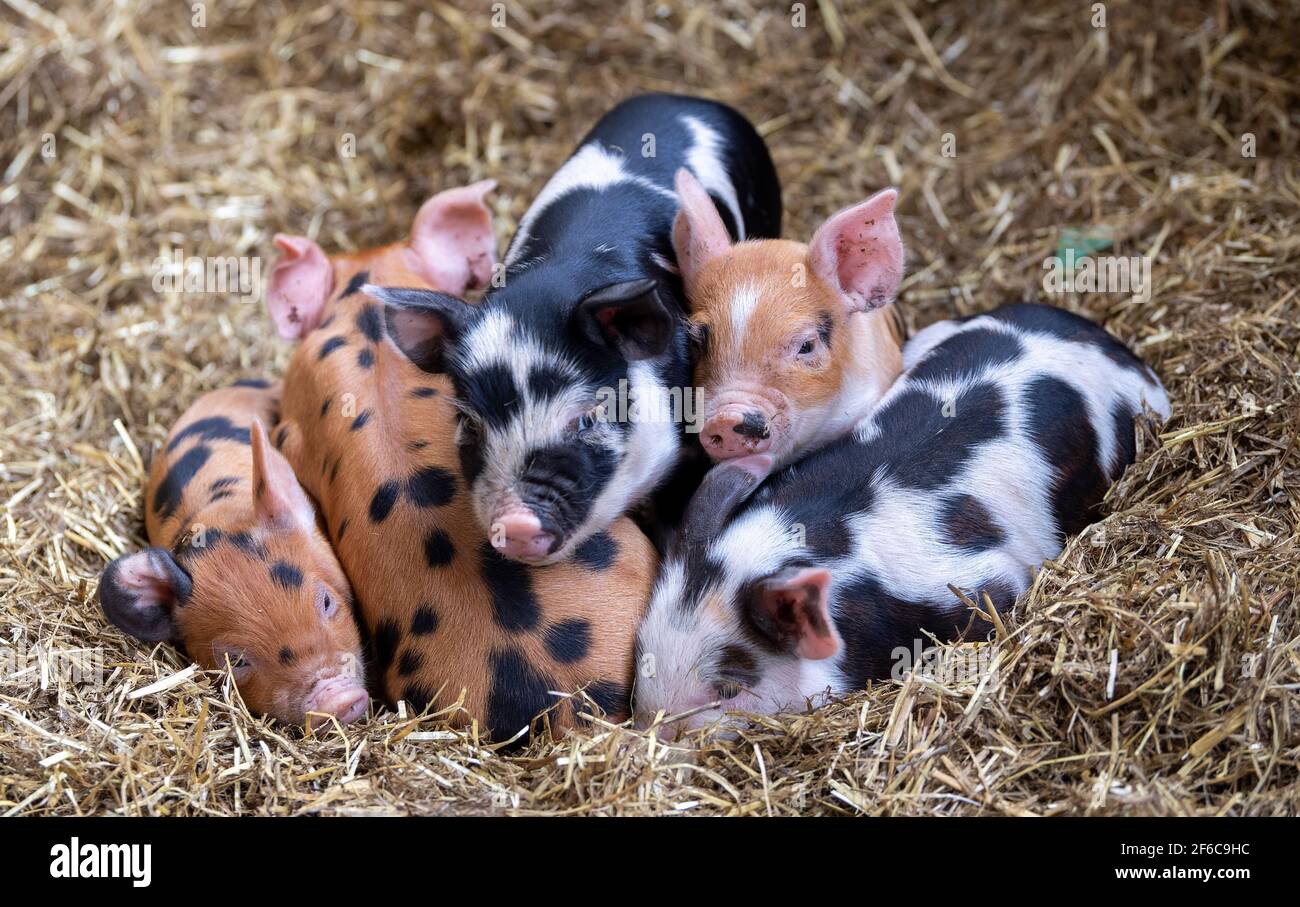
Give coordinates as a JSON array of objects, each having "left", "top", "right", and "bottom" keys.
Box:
[
  {"left": 305, "top": 676, "right": 369, "bottom": 726},
  {"left": 490, "top": 506, "right": 556, "bottom": 561},
  {"left": 701, "top": 407, "right": 772, "bottom": 460}
]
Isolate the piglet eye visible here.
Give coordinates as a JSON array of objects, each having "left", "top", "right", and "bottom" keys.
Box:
[
  {"left": 455, "top": 415, "right": 482, "bottom": 446},
  {"left": 217, "top": 649, "right": 253, "bottom": 679},
  {"left": 715, "top": 680, "right": 742, "bottom": 701},
  {"left": 569, "top": 406, "right": 603, "bottom": 434},
  {"left": 317, "top": 588, "right": 339, "bottom": 620},
  {"left": 689, "top": 322, "right": 710, "bottom": 359},
  {"left": 797, "top": 338, "right": 817, "bottom": 356}
]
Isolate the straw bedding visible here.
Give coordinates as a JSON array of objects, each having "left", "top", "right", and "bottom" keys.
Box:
[{"left": 1, "top": 0, "right": 1296, "bottom": 815}]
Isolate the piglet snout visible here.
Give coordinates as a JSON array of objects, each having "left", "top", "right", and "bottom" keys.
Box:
[
  {"left": 490, "top": 506, "right": 557, "bottom": 561},
  {"left": 305, "top": 676, "right": 369, "bottom": 725},
  {"left": 701, "top": 408, "right": 772, "bottom": 460}
]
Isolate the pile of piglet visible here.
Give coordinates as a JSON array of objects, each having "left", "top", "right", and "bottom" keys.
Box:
[{"left": 100, "top": 93, "right": 1169, "bottom": 742}]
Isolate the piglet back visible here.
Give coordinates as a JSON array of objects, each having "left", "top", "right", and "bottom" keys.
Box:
[
  {"left": 744, "top": 303, "right": 1168, "bottom": 685},
  {"left": 901, "top": 302, "right": 1169, "bottom": 539}
]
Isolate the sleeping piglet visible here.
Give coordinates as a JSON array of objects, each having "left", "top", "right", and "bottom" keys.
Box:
[
  {"left": 633, "top": 303, "right": 1170, "bottom": 738},
  {"left": 672, "top": 168, "right": 906, "bottom": 469},
  {"left": 98, "top": 382, "right": 368, "bottom": 727}
]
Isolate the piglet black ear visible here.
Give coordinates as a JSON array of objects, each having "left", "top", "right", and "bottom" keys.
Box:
[
  {"left": 366, "top": 284, "right": 475, "bottom": 373},
  {"left": 98, "top": 548, "right": 191, "bottom": 643},
  {"left": 575, "top": 279, "right": 675, "bottom": 361},
  {"left": 675, "top": 454, "right": 773, "bottom": 551}
]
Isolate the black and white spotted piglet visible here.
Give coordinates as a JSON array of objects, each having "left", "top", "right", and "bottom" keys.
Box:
[
  {"left": 368, "top": 93, "right": 782, "bottom": 565},
  {"left": 633, "top": 303, "right": 1171, "bottom": 736}
]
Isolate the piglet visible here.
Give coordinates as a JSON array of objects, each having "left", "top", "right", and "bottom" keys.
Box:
[
  {"left": 369, "top": 94, "right": 783, "bottom": 565},
  {"left": 672, "top": 168, "right": 906, "bottom": 468},
  {"left": 99, "top": 382, "right": 368, "bottom": 727},
  {"left": 633, "top": 303, "right": 1171, "bottom": 738}
]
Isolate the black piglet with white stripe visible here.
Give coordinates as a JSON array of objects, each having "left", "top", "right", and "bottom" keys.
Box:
[
  {"left": 369, "top": 94, "right": 782, "bottom": 565},
  {"left": 632, "top": 303, "right": 1171, "bottom": 737}
]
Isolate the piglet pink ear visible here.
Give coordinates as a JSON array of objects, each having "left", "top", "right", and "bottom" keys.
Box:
[
  {"left": 748, "top": 566, "right": 840, "bottom": 661},
  {"left": 268, "top": 234, "right": 333, "bottom": 340},
  {"left": 808, "top": 188, "right": 904, "bottom": 313},
  {"left": 250, "top": 420, "right": 314, "bottom": 531},
  {"left": 672, "top": 168, "right": 733, "bottom": 290},
  {"left": 408, "top": 179, "right": 497, "bottom": 296}
]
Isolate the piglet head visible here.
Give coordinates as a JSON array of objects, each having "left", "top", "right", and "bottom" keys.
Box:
[
  {"left": 633, "top": 455, "right": 841, "bottom": 739},
  {"left": 368, "top": 275, "right": 679, "bottom": 566},
  {"left": 673, "top": 168, "right": 904, "bottom": 466},
  {"left": 99, "top": 421, "right": 367, "bottom": 728}
]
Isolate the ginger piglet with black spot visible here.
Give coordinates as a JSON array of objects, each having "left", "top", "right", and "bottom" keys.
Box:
[
  {"left": 98, "top": 381, "right": 368, "bottom": 727},
  {"left": 267, "top": 182, "right": 658, "bottom": 741}
]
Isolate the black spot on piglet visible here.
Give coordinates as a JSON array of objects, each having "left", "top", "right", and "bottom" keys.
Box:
[
  {"left": 228, "top": 531, "right": 267, "bottom": 559},
  {"left": 403, "top": 682, "right": 435, "bottom": 714},
  {"left": 340, "top": 270, "right": 370, "bottom": 299},
  {"left": 318, "top": 336, "right": 347, "bottom": 360},
  {"left": 411, "top": 604, "right": 439, "bottom": 636},
  {"left": 939, "top": 493, "right": 1005, "bottom": 552},
  {"left": 578, "top": 680, "right": 630, "bottom": 721},
  {"left": 397, "top": 649, "right": 423, "bottom": 676},
  {"left": 406, "top": 467, "right": 456, "bottom": 508},
  {"left": 574, "top": 531, "right": 617, "bottom": 570},
  {"left": 167, "top": 416, "right": 250, "bottom": 453},
  {"left": 910, "top": 328, "right": 1023, "bottom": 384},
  {"left": 153, "top": 445, "right": 212, "bottom": 519},
  {"left": 478, "top": 542, "right": 540, "bottom": 632},
  {"left": 424, "top": 530, "right": 455, "bottom": 567},
  {"left": 544, "top": 619, "right": 591, "bottom": 664},
  {"left": 1023, "top": 376, "right": 1108, "bottom": 540},
  {"left": 269, "top": 561, "right": 303, "bottom": 590},
  {"left": 486, "top": 648, "right": 556, "bottom": 744},
  {"left": 356, "top": 304, "right": 384, "bottom": 343},
  {"left": 369, "top": 480, "right": 401, "bottom": 523},
  {"left": 1110, "top": 401, "right": 1138, "bottom": 474},
  {"left": 371, "top": 619, "right": 401, "bottom": 679}
]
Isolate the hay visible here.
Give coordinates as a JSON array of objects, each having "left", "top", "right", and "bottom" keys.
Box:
[{"left": 1, "top": 0, "right": 1297, "bottom": 816}]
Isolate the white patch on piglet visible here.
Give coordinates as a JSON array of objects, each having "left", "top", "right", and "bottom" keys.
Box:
[
  {"left": 506, "top": 144, "right": 675, "bottom": 267},
  {"left": 682, "top": 115, "right": 746, "bottom": 239}
]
